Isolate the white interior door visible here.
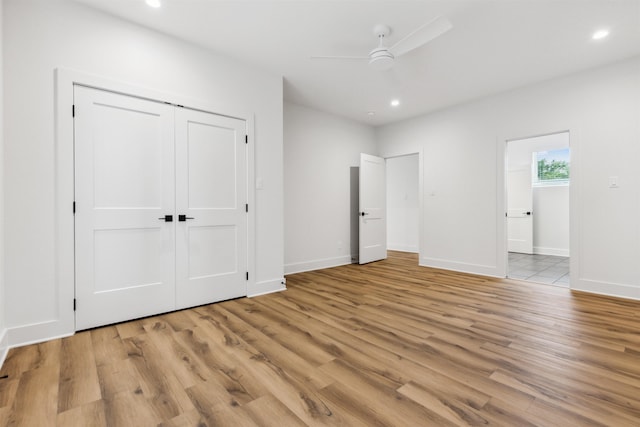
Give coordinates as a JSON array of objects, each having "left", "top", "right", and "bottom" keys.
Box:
[
  {"left": 74, "top": 86, "right": 176, "bottom": 330},
  {"left": 359, "top": 153, "right": 387, "bottom": 264},
  {"left": 175, "top": 108, "right": 247, "bottom": 308},
  {"left": 507, "top": 168, "right": 534, "bottom": 254}
]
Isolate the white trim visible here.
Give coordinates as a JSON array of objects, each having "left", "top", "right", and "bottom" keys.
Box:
[
  {"left": 248, "top": 279, "right": 286, "bottom": 298},
  {"left": 0, "top": 328, "right": 9, "bottom": 368},
  {"left": 533, "top": 246, "right": 569, "bottom": 257},
  {"left": 573, "top": 279, "right": 640, "bottom": 301},
  {"left": 496, "top": 136, "right": 508, "bottom": 277},
  {"left": 8, "top": 320, "right": 74, "bottom": 349},
  {"left": 245, "top": 115, "right": 257, "bottom": 301},
  {"left": 46, "top": 67, "right": 256, "bottom": 348},
  {"left": 420, "top": 256, "right": 501, "bottom": 278},
  {"left": 387, "top": 244, "right": 419, "bottom": 253},
  {"left": 284, "top": 255, "right": 352, "bottom": 275}
]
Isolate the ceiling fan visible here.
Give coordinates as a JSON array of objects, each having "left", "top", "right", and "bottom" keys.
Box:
[{"left": 311, "top": 16, "right": 452, "bottom": 71}]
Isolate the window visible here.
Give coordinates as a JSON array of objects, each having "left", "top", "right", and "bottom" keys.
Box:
[{"left": 533, "top": 148, "right": 570, "bottom": 186}]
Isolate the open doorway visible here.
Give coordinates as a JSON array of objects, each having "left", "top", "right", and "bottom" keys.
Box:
[
  {"left": 386, "top": 154, "right": 419, "bottom": 254},
  {"left": 506, "top": 132, "right": 570, "bottom": 286}
]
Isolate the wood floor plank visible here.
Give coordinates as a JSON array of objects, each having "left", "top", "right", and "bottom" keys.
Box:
[
  {"left": 0, "top": 339, "right": 61, "bottom": 379},
  {"left": 319, "top": 358, "right": 462, "bottom": 427},
  {"left": 123, "top": 335, "right": 196, "bottom": 421},
  {"left": 397, "top": 381, "right": 492, "bottom": 426},
  {"left": 96, "top": 358, "right": 142, "bottom": 400},
  {"left": 185, "top": 383, "right": 259, "bottom": 427},
  {"left": 102, "top": 389, "right": 163, "bottom": 427},
  {"left": 0, "top": 378, "right": 19, "bottom": 409},
  {"left": 5, "top": 363, "right": 60, "bottom": 427},
  {"left": 243, "top": 393, "right": 308, "bottom": 427},
  {"left": 157, "top": 408, "right": 205, "bottom": 427},
  {"left": 90, "top": 326, "right": 128, "bottom": 367},
  {"left": 173, "top": 324, "right": 266, "bottom": 405},
  {"left": 57, "top": 331, "right": 102, "bottom": 413},
  {"left": 203, "top": 304, "right": 335, "bottom": 389},
  {"left": 192, "top": 306, "right": 345, "bottom": 425},
  {"left": 56, "top": 399, "right": 107, "bottom": 427}
]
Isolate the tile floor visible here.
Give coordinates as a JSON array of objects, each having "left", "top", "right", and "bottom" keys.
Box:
[{"left": 508, "top": 252, "right": 570, "bottom": 286}]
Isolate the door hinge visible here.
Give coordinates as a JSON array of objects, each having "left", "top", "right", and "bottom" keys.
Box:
[
  {"left": 73, "top": 298, "right": 76, "bottom": 311},
  {"left": 245, "top": 204, "right": 248, "bottom": 213},
  {"left": 245, "top": 135, "right": 248, "bottom": 144},
  {"left": 72, "top": 105, "right": 75, "bottom": 117},
  {"left": 246, "top": 272, "right": 249, "bottom": 281},
  {"left": 73, "top": 201, "right": 76, "bottom": 214}
]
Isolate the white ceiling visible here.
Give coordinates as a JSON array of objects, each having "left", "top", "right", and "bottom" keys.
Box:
[{"left": 73, "top": 0, "right": 640, "bottom": 126}]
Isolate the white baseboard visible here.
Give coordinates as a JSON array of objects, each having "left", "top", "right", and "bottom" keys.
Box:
[
  {"left": 573, "top": 278, "right": 640, "bottom": 301},
  {"left": 420, "top": 256, "right": 501, "bottom": 278},
  {"left": 387, "top": 244, "right": 419, "bottom": 253},
  {"left": 284, "top": 255, "right": 352, "bottom": 275},
  {"left": 248, "top": 278, "right": 286, "bottom": 298},
  {"left": 0, "top": 328, "right": 9, "bottom": 369},
  {"left": 533, "top": 246, "right": 569, "bottom": 257},
  {"left": 7, "top": 319, "right": 74, "bottom": 349}
]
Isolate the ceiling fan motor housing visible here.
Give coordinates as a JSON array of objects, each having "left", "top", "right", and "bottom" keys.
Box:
[{"left": 369, "top": 47, "right": 395, "bottom": 70}]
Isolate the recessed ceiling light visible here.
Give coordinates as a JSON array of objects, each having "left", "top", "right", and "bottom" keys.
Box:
[
  {"left": 146, "top": 0, "right": 161, "bottom": 8},
  {"left": 390, "top": 99, "right": 400, "bottom": 107},
  {"left": 592, "top": 29, "right": 609, "bottom": 40}
]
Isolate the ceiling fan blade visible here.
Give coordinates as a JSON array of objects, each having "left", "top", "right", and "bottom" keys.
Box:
[
  {"left": 389, "top": 16, "right": 452, "bottom": 57},
  {"left": 310, "top": 55, "right": 369, "bottom": 60}
]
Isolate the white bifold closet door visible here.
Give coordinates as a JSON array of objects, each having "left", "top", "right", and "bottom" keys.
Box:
[{"left": 74, "top": 85, "right": 247, "bottom": 330}]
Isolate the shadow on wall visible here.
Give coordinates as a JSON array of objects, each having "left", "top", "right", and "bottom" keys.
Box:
[{"left": 350, "top": 166, "right": 359, "bottom": 263}]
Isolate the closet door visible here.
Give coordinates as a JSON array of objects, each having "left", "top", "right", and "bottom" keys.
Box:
[
  {"left": 74, "top": 86, "right": 176, "bottom": 330},
  {"left": 175, "top": 108, "right": 247, "bottom": 309}
]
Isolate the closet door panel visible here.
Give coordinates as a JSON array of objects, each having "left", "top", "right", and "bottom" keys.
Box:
[
  {"left": 74, "top": 85, "right": 176, "bottom": 330},
  {"left": 175, "top": 109, "right": 247, "bottom": 308}
]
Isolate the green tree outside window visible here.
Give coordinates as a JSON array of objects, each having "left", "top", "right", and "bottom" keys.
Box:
[{"left": 535, "top": 148, "right": 570, "bottom": 183}]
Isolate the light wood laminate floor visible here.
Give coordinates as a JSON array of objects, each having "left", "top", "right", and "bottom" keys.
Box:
[{"left": 1, "top": 251, "right": 640, "bottom": 426}]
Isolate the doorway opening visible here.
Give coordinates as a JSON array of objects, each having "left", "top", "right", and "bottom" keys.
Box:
[
  {"left": 506, "top": 132, "right": 570, "bottom": 286},
  {"left": 386, "top": 153, "right": 419, "bottom": 256}
]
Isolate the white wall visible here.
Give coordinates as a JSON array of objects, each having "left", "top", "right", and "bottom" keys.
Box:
[
  {"left": 0, "top": 0, "right": 8, "bottom": 364},
  {"left": 4, "top": 0, "right": 284, "bottom": 346},
  {"left": 284, "top": 102, "right": 376, "bottom": 274},
  {"left": 377, "top": 56, "right": 640, "bottom": 300},
  {"left": 387, "top": 154, "right": 419, "bottom": 253},
  {"left": 533, "top": 186, "right": 569, "bottom": 256},
  {"left": 507, "top": 132, "right": 570, "bottom": 256}
]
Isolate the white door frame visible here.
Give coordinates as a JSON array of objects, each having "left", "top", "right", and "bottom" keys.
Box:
[
  {"left": 499, "top": 129, "right": 577, "bottom": 286},
  {"left": 54, "top": 68, "right": 255, "bottom": 336}
]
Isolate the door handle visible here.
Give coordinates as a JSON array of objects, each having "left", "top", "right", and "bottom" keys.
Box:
[
  {"left": 525, "top": 211, "right": 532, "bottom": 215},
  {"left": 178, "top": 214, "right": 195, "bottom": 222},
  {"left": 361, "top": 212, "right": 369, "bottom": 217},
  {"left": 158, "top": 215, "right": 173, "bottom": 222}
]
